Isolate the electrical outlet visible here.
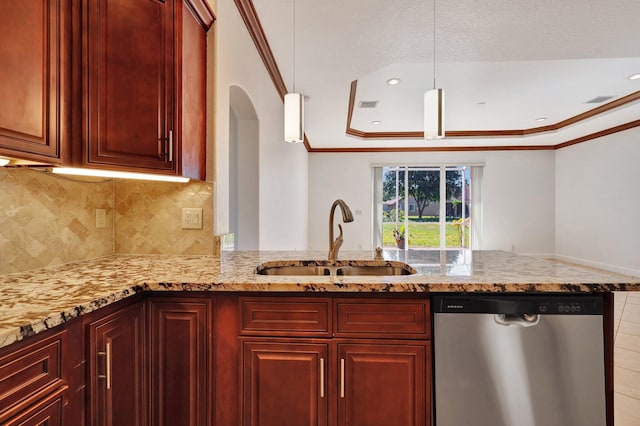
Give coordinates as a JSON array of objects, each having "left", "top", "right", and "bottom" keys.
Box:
[
  {"left": 182, "top": 208, "right": 203, "bottom": 229},
  {"left": 95, "top": 209, "right": 107, "bottom": 229}
]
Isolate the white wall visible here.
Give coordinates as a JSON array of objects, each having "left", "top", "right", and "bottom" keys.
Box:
[
  {"left": 308, "top": 150, "right": 556, "bottom": 256},
  {"left": 214, "top": 0, "right": 308, "bottom": 250},
  {"left": 555, "top": 128, "right": 640, "bottom": 276}
]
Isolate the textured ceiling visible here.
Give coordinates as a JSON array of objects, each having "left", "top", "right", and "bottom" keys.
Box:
[{"left": 251, "top": 0, "right": 640, "bottom": 149}]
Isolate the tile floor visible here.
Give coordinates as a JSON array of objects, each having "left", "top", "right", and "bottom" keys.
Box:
[{"left": 614, "top": 291, "right": 640, "bottom": 425}]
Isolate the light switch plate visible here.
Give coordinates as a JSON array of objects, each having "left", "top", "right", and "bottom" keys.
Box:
[
  {"left": 95, "top": 209, "right": 107, "bottom": 229},
  {"left": 182, "top": 208, "right": 203, "bottom": 229}
]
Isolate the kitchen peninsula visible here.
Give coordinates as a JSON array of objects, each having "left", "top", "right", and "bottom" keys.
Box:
[{"left": 0, "top": 250, "right": 638, "bottom": 425}]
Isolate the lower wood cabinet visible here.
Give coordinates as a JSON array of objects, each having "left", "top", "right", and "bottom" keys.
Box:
[
  {"left": 87, "top": 301, "right": 146, "bottom": 426},
  {"left": 3, "top": 390, "right": 64, "bottom": 426},
  {"left": 243, "top": 341, "right": 329, "bottom": 426},
  {"left": 240, "top": 296, "right": 431, "bottom": 426},
  {"left": 148, "top": 296, "right": 213, "bottom": 426},
  {"left": 0, "top": 330, "right": 69, "bottom": 425},
  {"left": 0, "top": 293, "right": 431, "bottom": 426},
  {"left": 337, "top": 342, "right": 428, "bottom": 426}
]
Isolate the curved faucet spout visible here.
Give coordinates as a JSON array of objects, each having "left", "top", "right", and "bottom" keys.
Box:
[{"left": 328, "top": 199, "right": 354, "bottom": 261}]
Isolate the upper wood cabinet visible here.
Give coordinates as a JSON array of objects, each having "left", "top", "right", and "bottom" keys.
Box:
[
  {"left": 0, "top": 0, "right": 71, "bottom": 163},
  {"left": 81, "top": 0, "right": 214, "bottom": 179}
]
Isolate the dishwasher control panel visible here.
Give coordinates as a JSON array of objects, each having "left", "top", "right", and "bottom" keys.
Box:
[{"left": 434, "top": 295, "right": 603, "bottom": 315}]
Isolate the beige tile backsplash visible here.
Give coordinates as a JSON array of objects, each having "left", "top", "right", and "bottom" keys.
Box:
[
  {"left": 0, "top": 168, "right": 114, "bottom": 274},
  {"left": 114, "top": 180, "right": 214, "bottom": 255},
  {"left": 0, "top": 168, "right": 214, "bottom": 274}
]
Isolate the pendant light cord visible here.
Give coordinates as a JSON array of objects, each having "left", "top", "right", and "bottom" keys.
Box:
[
  {"left": 433, "top": 0, "right": 436, "bottom": 90},
  {"left": 292, "top": 0, "right": 296, "bottom": 93}
]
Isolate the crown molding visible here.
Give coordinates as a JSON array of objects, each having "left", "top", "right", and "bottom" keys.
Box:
[{"left": 347, "top": 80, "right": 640, "bottom": 140}]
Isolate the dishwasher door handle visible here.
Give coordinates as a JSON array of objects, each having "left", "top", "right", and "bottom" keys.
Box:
[{"left": 494, "top": 313, "right": 540, "bottom": 327}]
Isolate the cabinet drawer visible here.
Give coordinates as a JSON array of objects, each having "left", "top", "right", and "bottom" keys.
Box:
[
  {"left": 240, "top": 297, "right": 332, "bottom": 337},
  {"left": 3, "top": 390, "right": 64, "bottom": 426},
  {"left": 0, "top": 331, "right": 65, "bottom": 420},
  {"left": 335, "top": 299, "right": 430, "bottom": 338}
]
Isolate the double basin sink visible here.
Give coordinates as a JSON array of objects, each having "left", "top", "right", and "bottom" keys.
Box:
[{"left": 256, "top": 260, "right": 417, "bottom": 276}]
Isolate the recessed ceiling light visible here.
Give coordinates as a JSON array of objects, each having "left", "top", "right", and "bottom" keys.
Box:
[
  {"left": 386, "top": 78, "right": 401, "bottom": 85},
  {"left": 371, "top": 120, "right": 382, "bottom": 125},
  {"left": 536, "top": 117, "right": 548, "bottom": 122},
  {"left": 629, "top": 73, "right": 640, "bottom": 80}
]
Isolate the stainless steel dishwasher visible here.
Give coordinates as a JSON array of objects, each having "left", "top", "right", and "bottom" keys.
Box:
[{"left": 433, "top": 294, "right": 606, "bottom": 426}]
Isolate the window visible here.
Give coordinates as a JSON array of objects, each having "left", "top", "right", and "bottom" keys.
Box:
[{"left": 373, "top": 165, "right": 481, "bottom": 250}]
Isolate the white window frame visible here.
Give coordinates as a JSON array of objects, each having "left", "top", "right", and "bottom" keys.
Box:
[{"left": 372, "top": 164, "right": 483, "bottom": 250}]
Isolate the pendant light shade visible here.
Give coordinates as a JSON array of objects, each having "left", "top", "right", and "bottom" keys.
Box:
[
  {"left": 284, "top": 92, "right": 304, "bottom": 143},
  {"left": 424, "top": 88, "right": 445, "bottom": 139}
]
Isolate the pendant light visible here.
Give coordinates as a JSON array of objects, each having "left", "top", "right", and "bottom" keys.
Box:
[
  {"left": 424, "top": 0, "right": 445, "bottom": 140},
  {"left": 284, "top": 0, "right": 304, "bottom": 143}
]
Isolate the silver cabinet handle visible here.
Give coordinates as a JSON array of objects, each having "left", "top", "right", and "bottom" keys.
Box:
[
  {"left": 320, "top": 358, "right": 325, "bottom": 398},
  {"left": 105, "top": 342, "right": 111, "bottom": 389},
  {"left": 98, "top": 342, "right": 112, "bottom": 389},
  {"left": 340, "top": 358, "right": 345, "bottom": 398},
  {"left": 168, "top": 130, "right": 173, "bottom": 162}
]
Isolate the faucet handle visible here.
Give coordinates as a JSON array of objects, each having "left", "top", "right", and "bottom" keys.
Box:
[{"left": 374, "top": 246, "right": 383, "bottom": 261}]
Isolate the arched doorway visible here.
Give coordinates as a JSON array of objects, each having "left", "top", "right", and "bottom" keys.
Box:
[{"left": 229, "top": 86, "right": 259, "bottom": 250}]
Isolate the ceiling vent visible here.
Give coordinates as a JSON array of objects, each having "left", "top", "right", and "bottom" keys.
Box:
[
  {"left": 586, "top": 95, "right": 614, "bottom": 104},
  {"left": 358, "top": 101, "right": 378, "bottom": 108}
]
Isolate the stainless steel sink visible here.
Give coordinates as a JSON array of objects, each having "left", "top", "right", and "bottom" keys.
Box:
[{"left": 255, "top": 260, "right": 417, "bottom": 276}]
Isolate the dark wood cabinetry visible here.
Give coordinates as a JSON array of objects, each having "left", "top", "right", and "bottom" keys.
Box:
[
  {"left": 0, "top": 330, "right": 69, "bottom": 425},
  {"left": 81, "top": 0, "right": 213, "bottom": 179},
  {"left": 87, "top": 301, "right": 146, "bottom": 426},
  {"left": 337, "top": 342, "right": 428, "bottom": 426},
  {"left": 0, "top": 0, "right": 71, "bottom": 163},
  {"left": 0, "top": 293, "right": 432, "bottom": 426},
  {"left": 148, "top": 296, "right": 213, "bottom": 426},
  {"left": 3, "top": 390, "right": 64, "bottom": 426},
  {"left": 240, "top": 296, "right": 431, "bottom": 426},
  {"left": 0, "top": 0, "right": 212, "bottom": 177},
  {"left": 243, "top": 341, "right": 329, "bottom": 426}
]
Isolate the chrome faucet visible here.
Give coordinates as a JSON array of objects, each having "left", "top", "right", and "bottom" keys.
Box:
[{"left": 328, "top": 199, "right": 354, "bottom": 261}]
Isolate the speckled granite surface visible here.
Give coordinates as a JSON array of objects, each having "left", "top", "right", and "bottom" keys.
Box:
[{"left": 0, "top": 250, "right": 638, "bottom": 349}]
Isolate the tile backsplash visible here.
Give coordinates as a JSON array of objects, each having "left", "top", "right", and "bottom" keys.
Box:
[
  {"left": 0, "top": 168, "right": 114, "bottom": 274},
  {"left": 0, "top": 168, "right": 214, "bottom": 275},
  {"left": 114, "top": 180, "right": 214, "bottom": 255}
]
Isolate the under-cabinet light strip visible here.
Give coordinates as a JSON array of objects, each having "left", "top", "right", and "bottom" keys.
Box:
[{"left": 51, "top": 167, "right": 190, "bottom": 183}]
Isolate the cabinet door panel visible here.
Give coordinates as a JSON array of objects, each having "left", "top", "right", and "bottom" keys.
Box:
[
  {"left": 0, "top": 0, "right": 68, "bottom": 160},
  {"left": 337, "top": 343, "right": 428, "bottom": 426},
  {"left": 243, "top": 341, "right": 328, "bottom": 426},
  {"left": 88, "top": 303, "right": 145, "bottom": 426},
  {"left": 149, "top": 298, "right": 212, "bottom": 426},
  {"left": 84, "top": 0, "right": 173, "bottom": 171}
]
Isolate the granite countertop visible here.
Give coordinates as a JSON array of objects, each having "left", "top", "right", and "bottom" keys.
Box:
[{"left": 1, "top": 249, "right": 639, "bottom": 349}]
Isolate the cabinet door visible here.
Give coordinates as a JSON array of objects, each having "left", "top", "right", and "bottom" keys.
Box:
[
  {"left": 0, "top": 0, "right": 70, "bottom": 162},
  {"left": 243, "top": 341, "right": 328, "bottom": 426},
  {"left": 149, "top": 298, "right": 212, "bottom": 426},
  {"left": 83, "top": 0, "right": 174, "bottom": 172},
  {"left": 337, "top": 342, "right": 429, "bottom": 426},
  {"left": 88, "top": 303, "right": 145, "bottom": 426}
]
